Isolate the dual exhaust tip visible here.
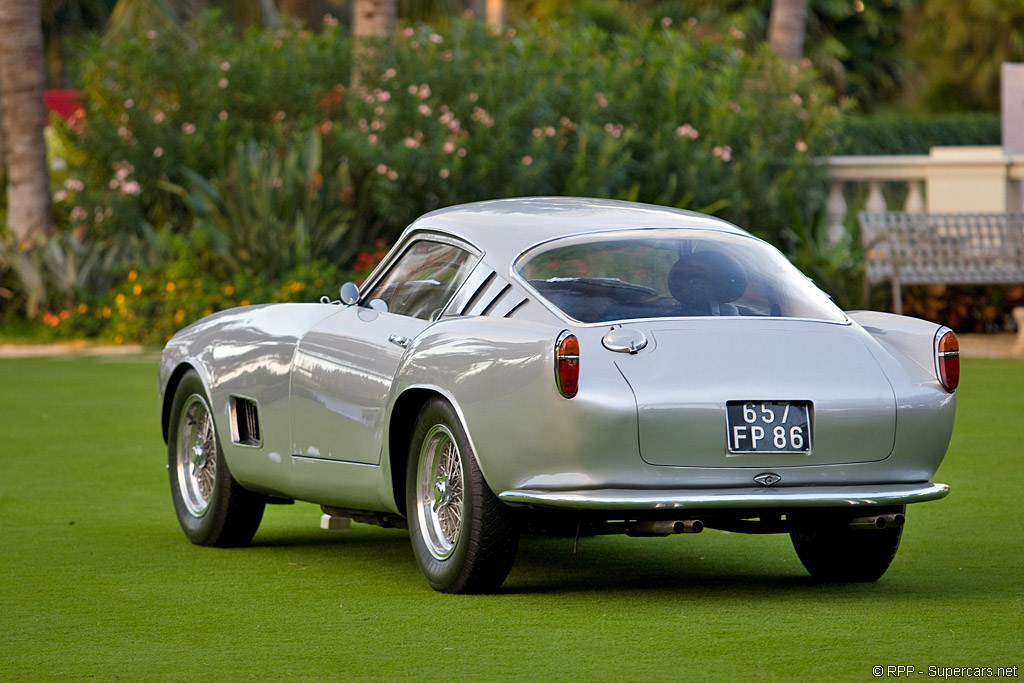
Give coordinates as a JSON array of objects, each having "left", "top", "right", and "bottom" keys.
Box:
[
  {"left": 628, "top": 519, "right": 704, "bottom": 537},
  {"left": 848, "top": 512, "right": 905, "bottom": 531}
]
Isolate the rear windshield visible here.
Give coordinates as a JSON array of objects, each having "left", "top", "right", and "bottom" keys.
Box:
[{"left": 514, "top": 229, "right": 846, "bottom": 324}]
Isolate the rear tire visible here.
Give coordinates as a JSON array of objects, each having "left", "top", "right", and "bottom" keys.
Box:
[
  {"left": 790, "top": 507, "right": 904, "bottom": 582},
  {"left": 168, "top": 370, "right": 265, "bottom": 547},
  {"left": 406, "top": 398, "right": 519, "bottom": 593}
]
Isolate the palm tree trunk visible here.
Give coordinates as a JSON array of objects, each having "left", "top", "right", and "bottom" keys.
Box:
[
  {"left": 0, "top": 0, "right": 54, "bottom": 243},
  {"left": 465, "top": 0, "right": 504, "bottom": 29},
  {"left": 768, "top": 0, "right": 809, "bottom": 62},
  {"left": 351, "top": 0, "right": 396, "bottom": 88}
]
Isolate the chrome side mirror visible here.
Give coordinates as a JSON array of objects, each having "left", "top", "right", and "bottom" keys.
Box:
[{"left": 340, "top": 281, "right": 360, "bottom": 306}]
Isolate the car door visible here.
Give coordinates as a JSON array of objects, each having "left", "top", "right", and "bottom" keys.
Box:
[{"left": 289, "top": 237, "right": 479, "bottom": 465}]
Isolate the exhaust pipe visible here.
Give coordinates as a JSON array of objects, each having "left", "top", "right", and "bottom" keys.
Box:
[
  {"left": 848, "top": 513, "right": 905, "bottom": 531},
  {"left": 628, "top": 519, "right": 704, "bottom": 537}
]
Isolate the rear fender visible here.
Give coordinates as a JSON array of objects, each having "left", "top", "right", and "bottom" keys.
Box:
[
  {"left": 383, "top": 317, "right": 641, "bottom": 506},
  {"left": 847, "top": 310, "right": 956, "bottom": 476}
]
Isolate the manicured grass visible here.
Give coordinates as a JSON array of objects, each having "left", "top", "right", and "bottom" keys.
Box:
[{"left": 1, "top": 356, "right": 1021, "bottom": 681}]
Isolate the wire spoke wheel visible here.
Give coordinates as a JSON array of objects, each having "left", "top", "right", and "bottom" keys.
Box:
[
  {"left": 406, "top": 397, "right": 520, "bottom": 593},
  {"left": 175, "top": 395, "right": 218, "bottom": 517},
  {"left": 416, "top": 424, "right": 465, "bottom": 560},
  {"left": 167, "top": 370, "right": 265, "bottom": 547}
]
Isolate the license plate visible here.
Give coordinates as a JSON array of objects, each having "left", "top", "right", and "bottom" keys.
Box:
[{"left": 726, "top": 401, "right": 811, "bottom": 454}]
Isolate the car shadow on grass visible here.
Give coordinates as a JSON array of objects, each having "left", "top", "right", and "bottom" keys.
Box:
[{"left": 241, "top": 523, "right": 977, "bottom": 598}]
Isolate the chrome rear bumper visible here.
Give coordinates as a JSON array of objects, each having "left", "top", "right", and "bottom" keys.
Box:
[{"left": 499, "top": 482, "right": 949, "bottom": 510}]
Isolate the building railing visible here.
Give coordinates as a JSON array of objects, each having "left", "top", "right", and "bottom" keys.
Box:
[{"left": 823, "top": 147, "right": 1024, "bottom": 244}]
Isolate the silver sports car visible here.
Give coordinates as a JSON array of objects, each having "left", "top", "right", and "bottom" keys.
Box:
[{"left": 159, "top": 197, "right": 958, "bottom": 593}]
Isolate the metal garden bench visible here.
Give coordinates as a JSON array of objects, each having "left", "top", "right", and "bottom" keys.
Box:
[{"left": 858, "top": 212, "right": 1024, "bottom": 314}]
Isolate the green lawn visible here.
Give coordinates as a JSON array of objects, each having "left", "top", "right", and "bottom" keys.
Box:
[{"left": 1, "top": 356, "right": 1021, "bottom": 681}]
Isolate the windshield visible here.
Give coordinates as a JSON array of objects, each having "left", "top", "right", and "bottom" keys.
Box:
[{"left": 515, "top": 229, "right": 846, "bottom": 324}]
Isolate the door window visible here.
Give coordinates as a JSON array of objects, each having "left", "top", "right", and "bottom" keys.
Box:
[{"left": 365, "top": 240, "right": 477, "bottom": 320}]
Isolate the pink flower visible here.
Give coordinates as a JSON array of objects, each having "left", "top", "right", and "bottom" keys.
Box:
[
  {"left": 791, "top": 93, "right": 803, "bottom": 107},
  {"left": 712, "top": 146, "right": 733, "bottom": 162},
  {"left": 376, "top": 164, "right": 389, "bottom": 175},
  {"left": 429, "top": 33, "right": 443, "bottom": 44},
  {"left": 153, "top": 147, "right": 164, "bottom": 158},
  {"left": 443, "top": 142, "right": 456, "bottom": 154},
  {"left": 439, "top": 169, "right": 450, "bottom": 179},
  {"left": 121, "top": 181, "right": 141, "bottom": 195},
  {"left": 522, "top": 156, "right": 533, "bottom": 166},
  {"left": 218, "top": 78, "right": 229, "bottom": 89},
  {"left": 124, "top": 98, "right": 134, "bottom": 109},
  {"left": 182, "top": 122, "right": 196, "bottom": 134},
  {"left": 153, "top": 111, "right": 166, "bottom": 124},
  {"left": 404, "top": 137, "right": 420, "bottom": 149},
  {"left": 323, "top": 14, "right": 339, "bottom": 27},
  {"left": 596, "top": 92, "right": 609, "bottom": 108},
  {"left": 218, "top": 111, "right": 228, "bottom": 121},
  {"left": 387, "top": 170, "right": 398, "bottom": 180},
  {"left": 53, "top": 190, "right": 68, "bottom": 203},
  {"left": 418, "top": 84, "right": 431, "bottom": 99},
  {"left": 146, "top": 30, "right": 157, "bottom": 40},
  {"left": 220, "top": 61, "right": 230, "bottom": 71},
  {"left": 660, "top": 17, "right": 672, "bottom": 27},
  {"left": 730, "top": 27, "right": 745, "bottom": 40},
  {"left": 367, "top": 134, "right": 378, "bottom": 145},
  {"left": 417, "top": 104, "right": 432, "bottom": 116},
  {"left": 795, "top": 140, "right": 808, "bottom": 153},
  {"left": 401, "top": 27, "right": 415, "bottom": 38},
  {"left": 676, "top": 124, "right": 699, "bottom": 139}
]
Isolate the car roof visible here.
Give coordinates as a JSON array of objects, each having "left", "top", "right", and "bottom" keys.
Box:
[{"left": 408, "top": 197, "right": 751, "bottom": 266}]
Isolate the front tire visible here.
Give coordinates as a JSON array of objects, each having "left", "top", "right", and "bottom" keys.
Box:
[
  {"left": 168, "top": 370, "right": 265, "bottom": 547},
  {"left": 406, "top": 398, "right": 519, "bottom": 593},
  {"left": 790, "top": 507, "right": 905, "bottom": 582}
]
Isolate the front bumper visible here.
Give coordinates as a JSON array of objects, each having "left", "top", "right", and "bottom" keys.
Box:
[{"left": 499, "top": 482, "right": 949, "bottom": 510}]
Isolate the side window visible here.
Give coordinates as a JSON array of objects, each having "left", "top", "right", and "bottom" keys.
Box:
[{"left": 365, "top": 240, "right": 477, "bottom": 320}]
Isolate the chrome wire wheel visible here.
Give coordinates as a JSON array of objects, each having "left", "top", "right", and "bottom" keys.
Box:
[
  {"left": 415, "top": 424, "right": 465, "bottom": 560},
  {"left": 175, "top": 394, "right": 218, "bottom": 517}
]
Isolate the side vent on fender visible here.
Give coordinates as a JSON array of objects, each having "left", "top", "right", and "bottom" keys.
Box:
[{"left": 229, "top": 396, "right": 262, "bottom": 447}]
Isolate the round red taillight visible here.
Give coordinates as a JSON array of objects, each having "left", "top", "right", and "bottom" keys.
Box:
[
  {"left": 936, "top": 330, "right": 959, "bottom": 392},
  {"left": 555, "top": 331, "right": 579, "bottom": 398}
]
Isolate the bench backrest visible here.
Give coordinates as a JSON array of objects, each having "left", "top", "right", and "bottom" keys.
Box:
[{"left": 858, "top": 212, "right": 1024, "bottom": 285}]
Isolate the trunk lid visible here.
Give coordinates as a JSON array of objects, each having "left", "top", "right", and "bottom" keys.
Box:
[{"left": 612, "top": 320, "right": 896, "bottom": 468}]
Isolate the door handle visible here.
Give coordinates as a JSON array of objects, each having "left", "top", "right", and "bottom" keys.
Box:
[{"left": 388, "top": 334, "right": 410, "bottom": 348}]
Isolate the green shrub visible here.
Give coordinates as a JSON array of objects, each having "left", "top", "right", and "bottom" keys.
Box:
[
  {"left": 838, "top": 112, "right": 1001, "bottom": 155},
  {"left": 6, "top": 13, "right": 845, "bottom": 342}
]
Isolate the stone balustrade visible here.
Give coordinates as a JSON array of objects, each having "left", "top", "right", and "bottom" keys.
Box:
[{"left": 824, "top": 147, "right": 1024, "bottom": 244}]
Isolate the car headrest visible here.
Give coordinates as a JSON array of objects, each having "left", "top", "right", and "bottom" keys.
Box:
[{"left": 668, "top": 251, "right": 748, "bottom": 304}]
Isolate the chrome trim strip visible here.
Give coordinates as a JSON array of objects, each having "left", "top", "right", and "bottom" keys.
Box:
[{"left": 499, "top": 482, "right": 950, "bottom": 510}]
